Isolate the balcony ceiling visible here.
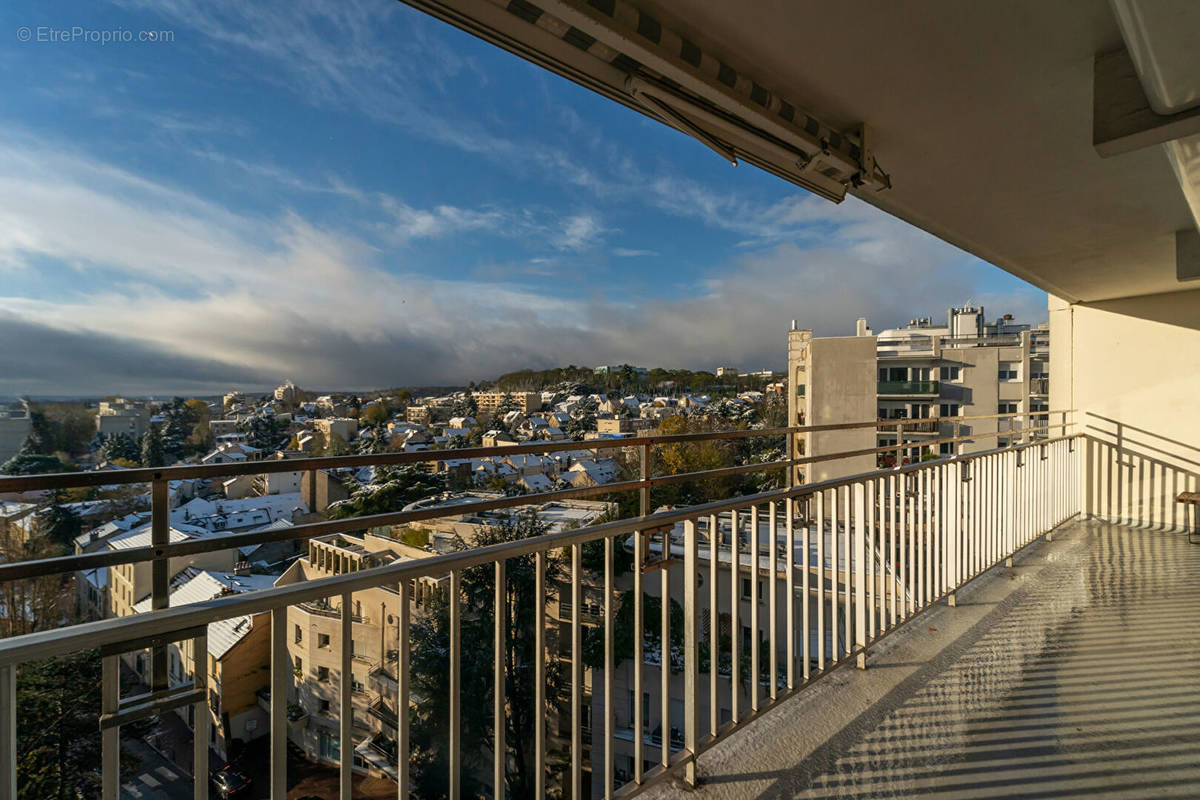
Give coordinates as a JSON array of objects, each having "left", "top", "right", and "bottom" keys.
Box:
[
  {"left": 629, "top": 0, "right": 1197, "bottom": 304},
  {"left": 408, "top": 0, "right": 1198, "bottom": 304}
]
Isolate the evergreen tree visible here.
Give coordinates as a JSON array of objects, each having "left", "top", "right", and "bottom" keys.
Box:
[
  {"left": 409, "top": 511, "right": 566, "bottom": 798},
  {"left": 140, "top": 425, "right": 164, "bottom": 468},
  {"left": 0, "top": 436, "right": 71, "bottom": 475},
  {"left": 99, "top": 433, "right": 140, "bottom": 464},
  {"left": 34, "top": 492, "right": 81, "bottom": 550}
]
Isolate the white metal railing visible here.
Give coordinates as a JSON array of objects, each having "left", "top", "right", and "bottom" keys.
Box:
[{"left": 0, "top": 429, "right": 1080, "bottom": 800}]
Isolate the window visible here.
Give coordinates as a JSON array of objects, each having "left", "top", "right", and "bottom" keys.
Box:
[
  {"left": 998, "top": 362, "right": 1019, "bottom": 381},
  {"left": 319, "top": 699, "right": 331, "bottom": 713},
  {"left": 317, "top": 666, "right": 330, "bottom": 682},
  {"left": 912, "top": 367, "right": 931, "bottom": 381},
  {"left": 939, "top": 403, "right": 959, "bottom": 417},
  {"left": 741, "top": 577, "right": 751, "bottom": 599},
  {"left": 293, "top": 656, "right": 303, "bottom": 673},
  {"left": 911, "top": 404, "right": 931, "bottom": 419},
  {"left": 294, "top": 624, "right": 302, "bottom": 644},
  {"left": 317, "top": 633, "right": 330, "bottom": 648},
  {"left": 942, "top": 365, "right": 961, "bottom": 381},
  {"left": 998, "top": 403, "right": 1019, "bottom": 415},
  {"left": 939, "top": 442, "right": 953, "bottom": 455}
]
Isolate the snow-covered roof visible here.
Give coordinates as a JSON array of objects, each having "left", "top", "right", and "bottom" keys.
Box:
[{"left": 131, "top": 569, "right": 277, "bottom": 658}]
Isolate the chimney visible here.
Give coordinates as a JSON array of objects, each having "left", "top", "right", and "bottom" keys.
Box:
[
  {"left": 234, "top": 560, "right": 251, "bottom": 576},
  {"left": 856, "top": 317, "right": 869, "bottom": 337}
]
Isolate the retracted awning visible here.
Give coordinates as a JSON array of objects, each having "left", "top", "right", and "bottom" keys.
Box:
[{"left": 402, "top": 0, "right": 890, "bottom": 203}]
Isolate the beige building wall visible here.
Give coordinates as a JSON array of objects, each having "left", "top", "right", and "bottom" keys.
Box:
[
  {"left": 1050, "top": 292, "right": 1200, "bottom": 530},
  {"left": 789, "top": 331, "right": 877, "bottom": 483}
]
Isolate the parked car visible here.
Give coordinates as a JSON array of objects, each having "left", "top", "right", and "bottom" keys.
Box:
[{"left": 210, "top": 766, "right": 252, "bottom": 799}]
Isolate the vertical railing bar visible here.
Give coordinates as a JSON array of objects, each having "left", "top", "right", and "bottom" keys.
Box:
[
  {"left": 829, "top": 489, "right": 838, "bottom": 663},
  {"left": 270, "top": 607, "right": 288, "bottom": 800},
  {"left": 801, "top": 496, "right": 810, "bottom": 682},
  {"left": 816, "top": 492, "right": 825, "bottom": 672},
  {"left": 570, "top": 545, "right": 582, "bottom": 800},
  {"left": 708, "top": 514, "right": 718, "bottom": 738},
  {"left": 340, "top": 591, "right": 352, "bottom": 800},
  {"left": 0, "top": 665, "right": 14, "bottom": 800},
  {"left": 151, "top": 478, "right": 170, "bottom": 694},
  {"left": 398, "top": 578, "right": 411, "bottom": 800},
  {"left": 193, "top": 629, "right": 209, "bottom": 800},
  {"left": 450, "top": 571, "right": 462, "bottom": 800},
  {"left": 749, "top": 503, "right": 759, "bottom": 711},
  {"left": 785, "top": 498, "right": 795, "bottom": 691},
  {"left": 631, "top": 533, "right": 643, "bottom": 785},
  {"left": 660, "top": 546, "right": 670, "bottom": 770},
  {"left": 102, "top": 655, "right": 120, "bottom": 800},
  {"left": 854, "top": 483, "right": 867, "bottom": 669},
  {"left": 866, "top": 478, "right": 875, "bottom": 641},
  {"left": 768, "top": 501, "right": 777, "bottom": 701},
  {"left": 842, "top": 485, "right": 851, "bottom": 657},
  {"left": 494, "top": 559, "right": 507, "bottom": 800},
  {"left": 889, "top": 473, "right": 897, "bottom": 626},
  {"left": 683, "top": 520, "right": 699, "bottom": 787},
  {"left": 730, "top": 509, "right": 740, "bottom": 722},
  {"left": 603, "top": 537, "right": 614, "bottom": 799}
]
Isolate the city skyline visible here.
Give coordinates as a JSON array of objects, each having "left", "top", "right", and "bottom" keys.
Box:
[{"left": 1, "top": 0, "right": 1047, "bottom": 397}]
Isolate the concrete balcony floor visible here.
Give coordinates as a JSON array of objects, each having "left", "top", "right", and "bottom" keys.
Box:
[{"left": 647, "top": 518, "right": 1200, "bottom": 799}]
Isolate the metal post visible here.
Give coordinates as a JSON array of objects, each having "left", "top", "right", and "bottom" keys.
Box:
[
  {"left": 603, "top": 538, "right": 613, "bottom": 800},
  {"left": 398, "top": 579, "right": 411, "bottom": 800},
  {"left": 151, "top": 478, "right": 170, "bottom": 693},
  {"left": 683, "top": 520, "right": 699, "bottom": 787},
  {"left": 631, "top": 533, "right": 643, "bottom": 785},
  {"left": 270, "top": 608, "right": 288, "bottom": 800},
  {"left": 450, "top": 571, "right": 461, "bottom": 800},
  {"left": 729, "top": 510, "right": 740, "bottom": 721},
  {"left": 749, "top": 504, "right": 759, "bottom": 710},
  {"left": 854, "top": 484, "right": 867, "bottom": 670},
  {"left": 768, "top": 501, "right": 777, "bottom": 701},
  {"left": 494, "top": 560, "right": 506, "bottom": 799},
  {"left": 785, "top": 499, "right": 795, "bottom": 691},
  {"left": 660, "top": 557, "right": 669, "bottom": 769},
  {"left": 570, "top": 546, "right": 582, "bottom": 799},
  {"left": 193, "top": 630, "right": 209, "bottom": 800},
  {"left": 640, "top": 443, "right": 651, "bottom": 518},
  {"left": 101, "top": 655, "right": 120, "bottom": 800},
  {"left": 708, "top": 515, "right": 718, "bottom": 737},
  {"left": 0, "top": 664, "right": 16, "bottom": 800},
  {"left": 340, "top": 593, "right": 352, "bottom": 800}
]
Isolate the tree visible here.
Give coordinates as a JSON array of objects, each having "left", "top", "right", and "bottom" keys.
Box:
[
  {"left": 409, "top": 512, "right": 566, "bottom": 798},
  {"left": 34, "top": 493, "right": 81, "bottom": 550},
  {"left": 99, "top": 433, "right": 140, "bottom": 464},
  {"left": 0, "top": 437, "right": 72, "bottom": 476},
  {"left": 327, "top": 465, "right": 446, "bottom": 520},
  {"left": 140, "top": 425, "right": 164, "bottom": 468},
  {"left": 16, "top": 650, "right": 102, "bottom": 799},
  {"left": 239, "top": 412, "right": 285, "bottom": 450}
]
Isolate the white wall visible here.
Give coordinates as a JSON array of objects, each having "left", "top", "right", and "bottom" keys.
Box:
[
  {"left": 1050, "top": 291, "right": 1200, "bottom": 530},
  {"left": 807, "top": 336, "right": 878, "bottom": 482}
]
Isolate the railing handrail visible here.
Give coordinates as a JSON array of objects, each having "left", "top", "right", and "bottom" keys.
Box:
[
  {"left": 0, "top": 410, "right": 1075, "bottom": 493},
  {"left": 0, "top": 412, "right": 1076, "bottom": 585},
  {"left": 0, "top": 431, "right": 1078, "bottom": 668}
]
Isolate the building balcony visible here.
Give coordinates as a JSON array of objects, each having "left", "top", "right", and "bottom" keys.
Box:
[
  {"left": 1030, "top": 377, "right": 1049, "bottom": 395},
  {"left": 3, "top": 410, "right": 1194, "bottom": 800},
  {"left": 877, "top": 380, "right": 940, "bottom": 395},
  {"left": 878, "top": 418, "right": 940, "bottom": 433}
]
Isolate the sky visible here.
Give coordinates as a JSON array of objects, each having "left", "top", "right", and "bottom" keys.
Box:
[{"left": 0, "top": 0, "right": 1048, "bottom": 397}]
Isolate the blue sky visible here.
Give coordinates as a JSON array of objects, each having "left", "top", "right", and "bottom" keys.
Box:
[{"left": 0, "top": 0, "right": 1046, "bottom": 395}]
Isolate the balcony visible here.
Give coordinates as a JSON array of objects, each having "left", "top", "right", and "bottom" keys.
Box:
[
  {"left": 0, "top": 411, "right": 1099, "bottom": 799},
  {"left": 877, "top": 380, "right": 940, "bottom": 395},
  {"left": 1030, "top": 377, "right": 1049, "bottom": 395},
  {"left": 877, "top": 418, "right": 940, "bottom": 434}
]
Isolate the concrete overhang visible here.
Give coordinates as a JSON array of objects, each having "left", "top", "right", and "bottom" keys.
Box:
[{"left": 403, "top": 0, "right": 1199, "bottom": 303}]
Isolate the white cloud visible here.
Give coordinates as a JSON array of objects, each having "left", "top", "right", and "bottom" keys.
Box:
[
  {"left": 612, "top": 248, "right": 658, "bottom": 258},
  {"left": 0, "top": 138, "right": 1044, "bottom": 395}
]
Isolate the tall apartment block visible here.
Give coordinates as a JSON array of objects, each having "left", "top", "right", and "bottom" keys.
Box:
[{"left": 788, "top": 305, "right": 1050, "bottom": 479}]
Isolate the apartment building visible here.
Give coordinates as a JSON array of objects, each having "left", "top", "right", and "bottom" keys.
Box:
[
  {"left": 788, "top": 306, "right": 1050, "bottom": 480},
  {"left": 96, "top": 398, "right": 150, "bottom": 439},
  {"left": 472, "top": 391, "right": 541, "bottom": 415},
  {"left": 129, "top": 568, "right": 275, "bottom": 762},
  {"left": 274, "top": 381, "right": 300, "bottom": 404},
  {"left": 0, "top": 403, "right": 32, "bottom": 464},
  {"left": 104, "top": 523, "right": 237, "bottom": 619},
  {"left": 314, "top": 417, "right": 358, "bottom": 443},
  {"left": 274, "top": 531, "right": 439, "bottom": 780}
]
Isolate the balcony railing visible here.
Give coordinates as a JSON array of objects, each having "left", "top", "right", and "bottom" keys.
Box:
[
  {"left": 0, "top": 410, "right": 1077, "bottom": 799},
  {"left": 877, "top": 380, "right": 940, "bottom": 394},
  {"left": 878, "top": 418, "right": 940, "bottom": 433}
]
